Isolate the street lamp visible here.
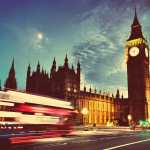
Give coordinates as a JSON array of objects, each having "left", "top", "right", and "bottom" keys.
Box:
[
  {"left": 67, "top": 87, "right": 71, "bottom": 92},
  {"left": 127, "top": 114, "right": 132, "bottom": 121},
  {"left": 127, "top": 114, "right": 132, "bottom": 126},
  {"left": 81, "top": 107, "right": 88, "bottom": 126}
]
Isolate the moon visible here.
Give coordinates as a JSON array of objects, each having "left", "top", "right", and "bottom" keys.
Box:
[{"left": 37, "top": 32, "right": 43, "bottom": 40}]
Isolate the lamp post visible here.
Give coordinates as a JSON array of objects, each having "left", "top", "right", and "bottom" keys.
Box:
[{"left": 81, "top": 107, "right": 88, "bottom": 126}]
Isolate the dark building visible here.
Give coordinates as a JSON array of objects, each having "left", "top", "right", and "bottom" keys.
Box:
[
  {"left": 126, "top": 8, "right": 149, "bottom": 121},
  {"left": 26, "top": 55, "right": 80, "bottom": 104},
  {"left": 4, "top": 59, "right": 17, "bottom": 90},
  {"left": 26, "top": 61, "right": 50, "bottom": 95},
  {"left": 25, "top": 54, "right": 128, "bottom": 125}
]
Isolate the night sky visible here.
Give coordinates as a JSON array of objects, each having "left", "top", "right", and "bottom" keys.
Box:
[{"left": 0, "top": 0, "right": 150, "bottom": 97}]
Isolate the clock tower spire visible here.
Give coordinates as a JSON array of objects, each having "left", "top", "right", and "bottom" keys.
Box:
[
  {"left": 128, "top": 7, "right": 144, "bottom": 41},
  {"left": 126, "top": 8, "right": 149, "bottom": 122}
]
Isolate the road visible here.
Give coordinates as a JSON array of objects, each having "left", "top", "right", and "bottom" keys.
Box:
[{"left": 3, "top": 129, "right": 150, "bottom": 150}]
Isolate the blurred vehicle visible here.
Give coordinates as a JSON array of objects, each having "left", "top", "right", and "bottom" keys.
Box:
[{"left": 0, "top": 90, "right": 77, "bottom": 136}]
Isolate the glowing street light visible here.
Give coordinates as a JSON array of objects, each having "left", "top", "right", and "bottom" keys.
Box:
[
  {"left": 67, "top": 87, "right": 71, "bottom": 92},
  {"left": 81, "top": 107, "right": 88, "bottom": 115},
  {"left": 127, "top": 114, "right": 132, "bottom": 121},
  {"left": 81, "top": 107, "right": 88, "bottom": 126},
  {"left": 74, "top": 89, "right": 77, "bottom": 93},
  {"left": 127, "top": 114, "right": 133, "bottom": 128}
]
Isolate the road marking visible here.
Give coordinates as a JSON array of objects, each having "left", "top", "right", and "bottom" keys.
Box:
[
  {"left": 103, "top": 138, "right": 150, "bottom": 150},
  {"left": 72, "top": 139, "right": 96, "bottom": 144},
  {"left": 46, "top": 142, "right": 68, "bottom": 147}
]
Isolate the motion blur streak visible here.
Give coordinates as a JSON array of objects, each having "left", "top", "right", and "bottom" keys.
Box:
[
  {"left": 16, "top": 114, "right": 60, "bottom": 124},
  {"left": 7, "top": 90, "right": 73, "bottom": 109},
  {"left": 0, "top": 101, "right": 14, "bottom": 106},
  {"left": 10, "top": 130, "right": 72, "bottom": 144},
  {"left": 0, "top": 90, "right": 76, "bottom": 139},
  {"left": 0, "top": 111, "right": 21, "bottom": 117},
  {"left": 16, "top": 104, "right": 73, "bottom": 116}
]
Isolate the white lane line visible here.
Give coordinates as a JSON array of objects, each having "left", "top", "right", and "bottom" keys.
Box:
[
  {"left": 72, "top": 139, "right": 96, "bottom": 144},
  {"left": 46, "top": 142, "right": 68, "bottom": 147},
  {"left": 103, "top": 138, "right": 150, "bottom": 150}
]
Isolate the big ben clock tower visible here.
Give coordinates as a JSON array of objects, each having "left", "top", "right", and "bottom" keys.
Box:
[{"left": 126, "top": 8, "right": 149, "bottom": 122}]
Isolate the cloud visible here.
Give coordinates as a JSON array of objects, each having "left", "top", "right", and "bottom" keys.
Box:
[
  {"left": 0, "top": 23, "right": 53, "bottom": 54},
  {"left": 71, "top": 1, "right": 150, "bottom": 97},
  {"left": 71, "top": 2, "right": 132, "bottom": 97}
]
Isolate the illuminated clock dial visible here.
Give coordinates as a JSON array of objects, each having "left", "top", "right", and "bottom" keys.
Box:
[
  {"left": 145, "top": 47, "right": 149, "bottom": 57},
  {"left": 129, "top": 47, "right": 139, "bottom": 57}
]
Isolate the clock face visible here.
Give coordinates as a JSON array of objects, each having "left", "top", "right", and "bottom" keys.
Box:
[
  {"left": 129, "top": 47, "right": 139, "bottom": 57},
  {"left": 145, "top": 47, "right": 149, "bottom": 57}
]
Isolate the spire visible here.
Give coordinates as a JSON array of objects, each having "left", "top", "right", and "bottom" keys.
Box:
[
  {"left": 36, "top": 61, "right": 40, "bottom": 73},
  {"left": 132, "top": 7, "right": 140, "bottom": 26},
  {"left": 64, "top": 54, "right": 68, "bottom": 68},
  {"left": 8, "top": 58, "right": 15, "bottom": 77},
  {"left": 121, "top": 93, "right": 124, "bottom": 100},
  {"left": 53, "top": 57, "right": 56, "bottom": 65},
  {"left": 27, "top": 64, "right": 31, "bottom": 77},
  {"left": 65, "top": 54, "right": 68, "bottom": 62},
  {"left": 9, "top": 58, "right": 15, "bottom": 77},
  {"left": 26, "top": 64, "right": 31, "bottom": 92},
  {"left": 77, "top": 59, "right": 80, "bottom": 68},
  {"left": 5, "top": 59, "right": 17, "bottom": 90},
  {"left": 52, "top": 57, "right": 56, "bottom": 70},
  {"left": 50, "top": 57, "right": 56, "bottom": 79},
  {"left": 27, "top": 64, "right": 31, "bottom": 72},
  {"left": 72, "top": 64, "right": 74, "bottom": 70},
  {"left": 77, "top": 59, "right": 80, "bottom": 78},
  {"left": 84, "top": 85, "right": 86, "bottom": 92},
  {"left": 28, "top": 63, "right": 31, "bottom": 69},
  {"left": 116, "top": 89, "right": 120, "bottom": 99},
  {"left": 11, "top": 58, "right": 14, "bottom": 70},
  {"left": 89, "top": 86, "right": 92, "bottom": 93},
  {"left": 128, "top": 7, "right": 144, "bottom": 40}
]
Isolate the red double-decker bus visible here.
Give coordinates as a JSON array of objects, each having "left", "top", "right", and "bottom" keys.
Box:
[{"left": 0, "top": 90, "right": 77, "bottom": 136}]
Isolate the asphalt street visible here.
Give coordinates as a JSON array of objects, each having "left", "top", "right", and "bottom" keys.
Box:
[{"left": 3, "top": 130, "right": 150, "bottom": 150}]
